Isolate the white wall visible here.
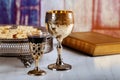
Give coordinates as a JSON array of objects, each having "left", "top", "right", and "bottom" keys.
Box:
[
  {"left": 41, "top": 0, "right": 64, "bottom": 27},
  {"left": 40, "top": 0, "right": 92, "bottom": 32}
]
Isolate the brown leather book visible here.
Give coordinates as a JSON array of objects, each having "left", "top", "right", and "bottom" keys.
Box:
[{"left": 62, "top": 32, "right": 120, "bottom": 56}]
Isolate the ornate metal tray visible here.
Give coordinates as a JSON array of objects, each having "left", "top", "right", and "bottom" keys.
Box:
[
  {"left": 0, "top": 37, "right": 53, "bottom": 67},
  {"left": 0, "top": 37, "right": 53, "bottom": 56},
  {"left": 0, "top": 38, "right": 28, "bottom": 56},
  {"left": 0, "top": 25, "right": 53, "bottom": 67}
]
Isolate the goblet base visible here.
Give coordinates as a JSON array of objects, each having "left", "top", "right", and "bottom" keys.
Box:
[
  {"left": 48, "top": 63, "right": 72, "bottom": 71},
  {"left": 27, "top": 69, "right": 46, "bottom": 76}
]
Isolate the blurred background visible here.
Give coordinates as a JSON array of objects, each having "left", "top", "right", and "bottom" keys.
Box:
[
  {"left": 0, "top": 0, "right": 41, "bottom": 26},
  {"left": 0, "top": 0, "right": 119, "bottom": 38}
]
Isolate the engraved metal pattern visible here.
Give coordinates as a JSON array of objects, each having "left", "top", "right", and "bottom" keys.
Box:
[{"left": 30, "top": 42, "right": 45, "bottom": 59}]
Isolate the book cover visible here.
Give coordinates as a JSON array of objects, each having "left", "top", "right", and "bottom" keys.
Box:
[{"left": 62, "top": 32, "right": 120, "bottom": 56}]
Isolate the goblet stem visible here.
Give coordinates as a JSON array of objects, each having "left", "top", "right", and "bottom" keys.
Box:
[
  {"left": 35, "top": 58, "right": 39, "bottom": 71},
  {"left": 48, "top": 40, "right": 72, "bottom": 70},
  {"left": 56, "top": 41, "right": 63, "bottom": 65}
]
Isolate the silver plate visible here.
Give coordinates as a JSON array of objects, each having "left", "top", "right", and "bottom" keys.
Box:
[{"left": 0, "top": 25, "right": 53, "bottom": 57}]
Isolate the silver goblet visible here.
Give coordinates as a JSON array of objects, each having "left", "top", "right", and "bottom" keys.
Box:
[{"left": 45, "top": 10, "right": 74, "bottom": 71}]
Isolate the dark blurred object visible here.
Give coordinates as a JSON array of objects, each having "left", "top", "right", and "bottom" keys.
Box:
[
  {"left": 0, "top": 0, "right": 16, "bottom": 24},
  {"left": 0, "top": 0, "right": 41, "bottom": 26}
]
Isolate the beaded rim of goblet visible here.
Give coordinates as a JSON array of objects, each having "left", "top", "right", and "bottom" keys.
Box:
[
  {"left": 46, "top": 10, "right": 73, "bottom": 14},
  {"left": 46, "top": 10, "right": 74, "bottom": 25}
]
